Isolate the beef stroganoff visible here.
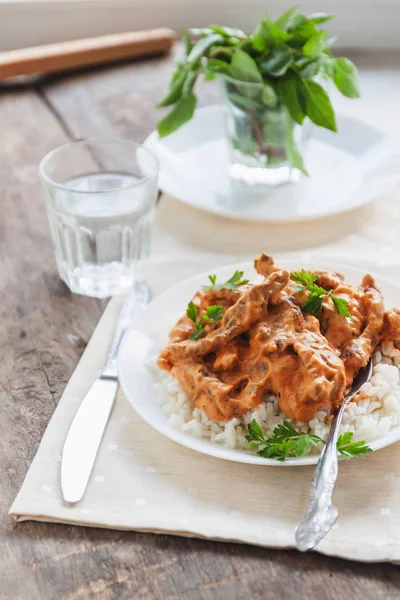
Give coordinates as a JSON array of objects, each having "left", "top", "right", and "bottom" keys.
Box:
[{"left": 154, "top": 255, "right": 400, "bottom": 460}]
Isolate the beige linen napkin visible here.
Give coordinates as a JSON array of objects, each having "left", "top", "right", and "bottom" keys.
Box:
[{"left": 9, "top": 253, "right": 400, "bottom": 563}]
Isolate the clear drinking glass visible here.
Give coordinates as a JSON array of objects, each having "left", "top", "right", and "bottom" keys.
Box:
[{"left": 39, "top": 139, "right": 159, "bottom": 298}]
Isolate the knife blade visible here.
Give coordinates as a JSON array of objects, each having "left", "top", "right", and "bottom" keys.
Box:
[
  {"left": 61, "top": 282, "right": 149, "bottom": 503},
  {"left": 61, "top": 378, "right": 118, "bottom": 503}
]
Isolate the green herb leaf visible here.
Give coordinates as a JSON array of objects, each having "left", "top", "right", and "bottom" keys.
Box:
[
  {"left": 156, "top": 68, "right": 188, "bottom": 107},
  {"left": 253, "top": 17, "right": 288, "bottom": 52},
  {"left": 302, "top": 293, "right": 324, "bottom": 316},
  {"left": 284, "top": 107, "right": 308, "bottom": 175},
  {"left": 206, "top": 58, "right": 232, "bottom": 77},
  {"left": 290, "top": 270, "right": 318, "bottom": 287},
  {"left": 337, "top": 432, "right": 372, "bottom": 459},
  {"left": 207, "top": 25, "right": 246, "bottom": 39},
  {"left": 308, "top": 12, "right": 335, "bottom": 25},
  {"left": 157, "top": 91, "right": 197, "bottom": 138},
  {"left": 187, "top": 33, "right": 224, "bottom": 63},
  {"left": 189, "top": 325, "right": 205, "bottom": 341},
  {"left": 303, "top": 31, "right": 327, "bottom": 57},
  {"left": 333, "top": 57, "right": 360, "bottom": 98},
  {"left": 245, "top": 419, "right": 266, "bottom": 444},
  {"left": 275, "top": 6, "right": 298, "bottom": 29},
  {"left": 262, "top": 83, "right": 278, "bottom": 107},
  {"left": 230, "top": 48, "right": 262, "bottom": 83},
  {"left": 260, "top": 46, "right": 293, "bottom": 77},
  {"left": 277, "top": 72, "right": 305, "bottom": 124},
  {"left": 203, "top": 270, "right": 250, "bottom": 291},
  {"left": 187, "top": 301, "right": 225, "bottom": 340},
  {"left": 246, "top": 420, "right": 371, "bottom": 462},
  {"left": 331, "top": 295, "right": 351, "bottom": 317},
  {"left": 182, "top": 28, "right": 193, "bottom": 56},
  {"left": 300, "top": 78, "right": 337, "bottom": 131},
  {"left": 186, "top": 301, "right": 197, "bottom": 322},
  {"left": 224, "top": 270, "right": 250, "bottom": 290},
  {"left": 204, "top": 305, "right": 225, "bottom": 321},
  {"left": 247, "top": 420, "right": 323, "bottom": 460}
]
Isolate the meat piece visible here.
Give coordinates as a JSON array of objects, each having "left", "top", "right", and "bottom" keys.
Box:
[
  {"left": 254, "top": 253, "right": 277, "bottom": 277},
  {"left": 159, "top": 270, "right": 289, "bottom": 367},
  {"left": 249, "top": 301, "right": 346, "bottom": 422},
  {"left": 383, "top": 308, "right": 400, "bottom": 347},
  {"left": 317, "top": 287, "right": 365, "bottom": 350},
  {"left": 341, "top": 274, "right": 385, "bottom": 385}
]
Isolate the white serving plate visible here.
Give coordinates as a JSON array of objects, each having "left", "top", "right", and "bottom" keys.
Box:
[
  {"left": 118, "top": 260, "right": 400, "bottom": 466},
  {"left": 144, "top": 105, "right": 400, "bottom": 223}
]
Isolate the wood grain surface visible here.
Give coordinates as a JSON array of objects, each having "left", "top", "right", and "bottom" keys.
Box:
[{"left": 1, "top": 50, "right": 400, "bottom": 600}]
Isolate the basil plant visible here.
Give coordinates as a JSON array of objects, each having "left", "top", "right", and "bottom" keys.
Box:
[{"left": 156, "top": 7, "right": 360, "bottom": 179}]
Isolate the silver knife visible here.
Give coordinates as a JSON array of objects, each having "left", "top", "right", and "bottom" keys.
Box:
[{"left": 61, "top": 283, "right": 149, "bottom": 503}]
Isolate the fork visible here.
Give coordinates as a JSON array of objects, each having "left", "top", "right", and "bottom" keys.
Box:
[{"left": 295, "top": 358, "right": 373, "bottom": 552}]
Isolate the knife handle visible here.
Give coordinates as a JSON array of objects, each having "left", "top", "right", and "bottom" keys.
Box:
[{"left": 102, "top": 282, "right": 150, "bottom": 378}]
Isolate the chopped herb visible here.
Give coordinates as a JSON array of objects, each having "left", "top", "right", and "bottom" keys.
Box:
[
  {"left": 290, "top": 270, "right": 350, "bottom": 318},
  {"left": 186, "top": 300, "right": 198, "bottom": 322},
  {"left": 336, "top": 431, "right": 372, "bottom": 459},
  {"left": 246, "top": 419, "right": 372, "bottom": 461},
  {"left": 186, "top": 302, "right": 225, "bottom": 340},
  {"left": 203, "top": 270, "right": 250, "bottom": 292},
  {"left": 290, "top": 269, "right": 318, "bottom": 287}
]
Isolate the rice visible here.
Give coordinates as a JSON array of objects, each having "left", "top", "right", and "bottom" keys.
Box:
[{"left": 150, "top": 342, "right": 400, "bottom": 453}]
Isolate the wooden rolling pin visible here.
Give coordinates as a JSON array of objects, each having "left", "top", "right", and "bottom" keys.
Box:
[{"left": 0, "top": 28, "right": 176, "bottom": 79}]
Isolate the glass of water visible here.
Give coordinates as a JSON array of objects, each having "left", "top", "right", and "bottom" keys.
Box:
[{"left": 39, "top": 139, "right": 159, "bottom": 298}]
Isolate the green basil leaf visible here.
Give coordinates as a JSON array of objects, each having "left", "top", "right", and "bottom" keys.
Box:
[
  {"left": 260, "top": 46, "right": 293, "bottom": 76},
  {"left": 182, "top": 28, "right": 193, "bottom": 56},
  {"left": 187, "top": 33, "right": 224, "bottom": 63},
  {"left": 333, "top": 57, "right": 360, "bottom": 98},
  {"left": 206, "top": 58, "right": 232, "bottom": 77},
  {"left": 262, "top": 83, "right": 278, "bottom": 107},
  {"left": 276, "top": 73, "right": 305, "bottom": 124},
  {"left": 299, "top": 60, "right": 320, "bottom": 79},
  {"left": 157, "top": 91, "right": 197, "bottom": 138},
  {"left": 231, "top": 48, "right": 262, "bottom": 83},
  {"left": 284, "top": 107, "right": 308, "bottom": 176},
  {"left": 286, "top": 14, "right": 309, "bottom": 32},
  {"left": 301, "top": 79, "right": 337, "bottom": 131},
  {"left": 207, "top": 25, "right": 246, "bottom": 39},
  {"left": 303, "top": 31, "right": 327, "bottom": 57},
  {"left": 182, "top": 69, "right": 199, "bottom": 95},
  {"left": 253, "top": 17, "right": 289, "bottom": 52},
  {"left": 156, "top": 68, "right": 187, "bottom": 107},
  {"left": 275, "top": 6, "right": 298, "bottom": 29},
  {"left": 308, "top": 12, "right": 335, "bottom": 25}
]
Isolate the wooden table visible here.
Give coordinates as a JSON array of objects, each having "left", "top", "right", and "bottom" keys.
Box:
[{"left": 1, "top": 51, "right": 400, "bottom": 600}]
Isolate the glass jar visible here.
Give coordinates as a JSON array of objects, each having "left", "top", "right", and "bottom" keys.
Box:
[{"left": 220, "top": 76, "right": 307, "bottom": 188}]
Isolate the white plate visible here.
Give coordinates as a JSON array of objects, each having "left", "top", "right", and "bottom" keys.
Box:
[
  {"left": 119, "top": 259, "right": 400, "bottom": 466},
  {"left": 144, "top": 105, "right": 400, "bottom": 223}
]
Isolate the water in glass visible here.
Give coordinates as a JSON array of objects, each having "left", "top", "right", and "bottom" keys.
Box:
[{"left": 46, "top": 172, "right": 154, "bottom": 298}]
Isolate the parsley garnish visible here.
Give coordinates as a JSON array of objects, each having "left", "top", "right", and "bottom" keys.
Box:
[
  {"left": 336, "top": 431, "right": 372, "bottom": 459},
  {"left": 186, "top": 302, "right": 225, "bottom": 340},
  {"left": 246, "top": 419, "right": 371, "bottom": 461},
  {"left": 203, "top": 270, "right": 250, "bottom": 292},
  {"left": 290, "top": 270, "right": 351, "bottom": 318}
]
